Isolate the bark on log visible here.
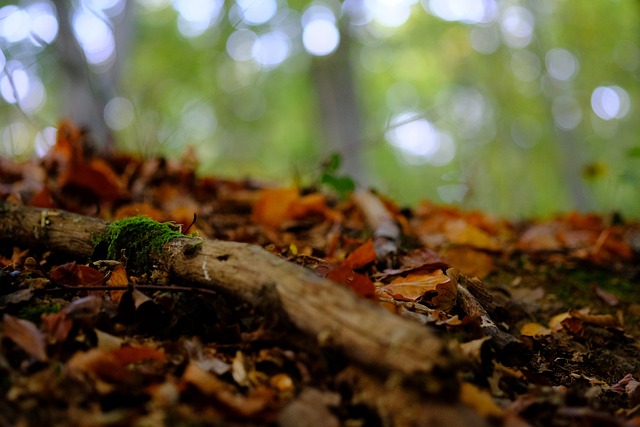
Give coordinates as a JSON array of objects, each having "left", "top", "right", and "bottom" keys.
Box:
[{"left": 0, "top": 201, "right": 454, "bottom": 377}]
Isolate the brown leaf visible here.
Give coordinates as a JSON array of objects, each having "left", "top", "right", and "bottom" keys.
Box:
[
  {"left": 106, "top": 264, "right": 128, "bottom": 303},
  {"left": 41, "top": 311, "right": 74, "bottom": 343},
  {"left": 50, "top": 262, "right": 105, "bottom": 287},
  {"left": 3, "top": 314, "right": 47, "bottom": 361},
  {"left": 67, "top": 345, "right": 166, "bottom": 384},
  {"left": 182, "top": 362, "right": 272, "bottom": 416},
  {"left": 568, "top": 308, "right": 622, "bottom": 330},
  {"left": 325, "top": 265, "right": 376, "bottom": 298},
  {"left": 376, "top": 248, "right": 449, "bottom": 279},
  {"left": 380, "top": 268, "right": 457, "bottom": 311}
]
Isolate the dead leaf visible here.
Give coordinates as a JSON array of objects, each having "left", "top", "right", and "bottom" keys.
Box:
[
  {"left": 343, "top": 239, "right": 377, "bottom": 270},
  {"left": 182, "top": 362, "right": 272, "bottom": 416},
  {"left": 520, "top": 322, "right": 552, "bottom": 337},
  {"left": 106, "top": 263, "right": 128, "bottom": 303},
  {"left": 325, "top": 265, "right": 376, "bottom": 298},
  {"left": 459, "top": 382, "right": 504, "bottom": 418},
  {"left": 3, "top": 314, "right": 47, "bottom": 361},
  {"left": 568, "top": 308, "right": 622, "bottom": 330},
  {"left": 251, "top": 187, "right": 302, "bottom": 229},
  {"left": 50, "top": 262, "right": 105, "bottom": 287},
  {"left": 380, "top": 268, "right": 457, "bottom": 311}
]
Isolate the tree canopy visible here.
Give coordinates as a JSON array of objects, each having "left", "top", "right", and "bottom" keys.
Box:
[{"left": 1, "top": 0, "right": 639, "bottom": 217}]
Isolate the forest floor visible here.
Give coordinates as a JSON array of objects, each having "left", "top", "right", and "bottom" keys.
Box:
[{"left": 1, "top": 122, "right": 640, "bottom": 427}]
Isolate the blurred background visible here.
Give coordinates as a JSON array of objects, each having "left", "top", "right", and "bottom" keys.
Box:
[{"left": 0, "top": 0, "right": 638, "bottom": 218}]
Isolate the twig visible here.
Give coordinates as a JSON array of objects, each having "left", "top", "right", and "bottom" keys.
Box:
[{"left": 352, "top": 189, "right": 401, "bottom": 261}]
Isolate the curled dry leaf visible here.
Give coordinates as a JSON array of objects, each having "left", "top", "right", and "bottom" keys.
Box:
[
  {"left": 3, "top": 314, "right": 47, "bottom": 361},
  {"left": 379, "top": 268, "right": 457, "bottom": 311},
  {"left": 49, "top": 262, "right": 105, "bottom": 287}
]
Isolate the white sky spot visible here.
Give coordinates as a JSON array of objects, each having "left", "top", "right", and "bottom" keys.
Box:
[
  {"left": 0, "top": 62, "right": 29, "bottom": 104},
  {"left": 72, "top": 8, "right": 115, "bottom": 65},
  {"left": 0, "top": 6, "right": 31, "bottom": 43},
  {"left": 425, "top": 0, "right": 497, "bottom": 24},
  {"left": 500, "top": 6, "right": 534, "bottom": 48},
  {"left": 510, "top": 50, "right": 541, "bottom": 82},
  {"left": 227, "top": 29, "right": 258, "bottom": 61},
  {"left": 302, "top": 19, "right": 340, "bottom": 56},
  {"left": 27, "top": 2, "right": 59, "bottom": 45},
  {"left": 34, "top": 126, "right": 57, "bottom": 158},
  {"left": 172, "top": 0, "right": 223, "bottom": 37},
  {"left": 236, "top": 0, "right": 277, "bottom": 25},
  {"left": 591, "top": 85, "right": 630, "bottom": 120},
  {"left": 545, "top": 48, "right": 579, "bottom": 81},
  {"left": 369, "top": 0, "right": 413, "bottom": 28},
  {"left": 301, "top": 4, "right": 336, "bottom": 26},
  {"left": 386, "top": 112, "right": 455, "bottom": 165},
  {"left": 552, "top": 96, "right": 582, "bottom": 130},
  {"left": 302, "top": 5, "right": 340, "bottom": 56},
  {"left": 252, "top": 31, "right": 290, "bottom": 68},
  {"left": 104, "top": 97, "right": 134, "bottom": 131},
  {"left": 342, "top": 0, "right": 372, "bottom": 26},
  {"left": 19, "top": 76, "right": 46, "bottom": 112},
  {"left": 469, "top": 24, "right": 500, "bottom": 54}
]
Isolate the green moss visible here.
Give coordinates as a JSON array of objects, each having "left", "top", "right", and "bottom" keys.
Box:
[
  {"left": 93, "top": 216, "right": 184, "bottom": 273},
  {"left": 18, "top": 302, "right": 61, "bottom": 323}
]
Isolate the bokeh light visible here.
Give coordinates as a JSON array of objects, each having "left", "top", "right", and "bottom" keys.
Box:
[
  {"left": 545, "top": 48, "right": 579, "bottom": 81},
  {"left": 591, "top": 85, "right": 630, "bottom": 120},
  {"left": 386, "top": 112, "right": 456, "bottom": 165},
  {"left": 302, "top": 5, "right": 340, "bottom": 56},
  {"left": 104, "top": 97, "right": 135, "bottom": 131}
]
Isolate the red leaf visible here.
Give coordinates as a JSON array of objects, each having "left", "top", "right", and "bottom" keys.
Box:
[{"left": 325, "top": 265, "right": 376, "bottom": 298}]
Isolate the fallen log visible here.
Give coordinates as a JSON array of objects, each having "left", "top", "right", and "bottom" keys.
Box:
[{"left": 0, "top": 201, "right": 455, "bottom": 377}]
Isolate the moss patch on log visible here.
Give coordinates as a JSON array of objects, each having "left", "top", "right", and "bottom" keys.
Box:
[{"left": 93, "top": 216, "right": 184, "bottom": 273}]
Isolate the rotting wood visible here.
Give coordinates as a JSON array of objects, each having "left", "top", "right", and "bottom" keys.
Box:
[{"left": 0, "top": 201, "right": 456, "bottom": 377}]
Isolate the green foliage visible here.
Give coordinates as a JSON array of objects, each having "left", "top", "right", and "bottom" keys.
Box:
[
  {"left": 320, "top": 153, "right": 356, "bottom": 199},
  {"left": 18, "top": 301, "right": 61, "bottom": 324}
]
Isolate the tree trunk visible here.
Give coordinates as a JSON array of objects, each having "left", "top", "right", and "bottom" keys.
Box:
[{"left": 311, "top": 22, "right": 365, "bottom": 184}]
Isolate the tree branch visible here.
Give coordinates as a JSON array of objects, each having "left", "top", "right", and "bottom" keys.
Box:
[{"left": 0, "top": 201, "right": 456, "bottom": 377}]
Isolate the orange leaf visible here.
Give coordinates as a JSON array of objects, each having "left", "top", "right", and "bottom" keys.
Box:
[
  {"left": 3, "top": 314, "right": 47, "bottom": 361},
  {"left": 251, "top": 187, "right": 300, "bottom": 229},
  {"left": 290, "top": 192, "right": 327, "bottom": 220},
  {"left": 382, "top": 269, "right": 450, "bottom": 301},
  {"left": 106, "top": 264, "right": 128, "bottom": 303},
  {"left": 344, "top": 239, "right": 377, "bottom": 269},
  {"left": 381, "top": 269, "right": 458, "bottom": 311}
]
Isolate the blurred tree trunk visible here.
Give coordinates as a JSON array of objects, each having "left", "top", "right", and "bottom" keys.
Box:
[
  {"left": 310, "top": 23, "right": 365, "bottom": 184},
  {"left": 52, "top": 0, "right": 134, "bottom": 153}
]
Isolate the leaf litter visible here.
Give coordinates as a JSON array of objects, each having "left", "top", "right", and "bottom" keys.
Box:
[{"left": 1, "top": 122, "right": 640, "bottom": 426}]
